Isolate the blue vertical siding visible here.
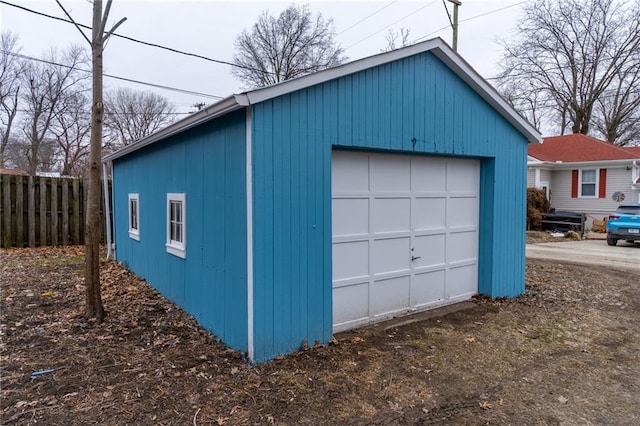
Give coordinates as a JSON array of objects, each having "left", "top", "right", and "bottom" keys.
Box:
[
  {"left": 251, "top": 51, "right": 529, "bottom": 361},
  {"left": 112, "top": 110, "right": 248, "bottom": 351}
]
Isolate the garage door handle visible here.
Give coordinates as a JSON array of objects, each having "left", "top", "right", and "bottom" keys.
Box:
[{"left": 411, "top": 256, "right": 421, "bottom": 261}]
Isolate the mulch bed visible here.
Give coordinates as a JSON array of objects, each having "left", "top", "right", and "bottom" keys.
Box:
[{"left": 1, "top": 246, "right": 639, "bottom": 425}]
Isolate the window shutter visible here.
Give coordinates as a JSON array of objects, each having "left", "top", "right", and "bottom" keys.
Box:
[
  {"left": 599, "top": 169, "right": 607, "bottom": 198},
  {"left": 571, "top": 170, "right": 578, "bottom": 198}
]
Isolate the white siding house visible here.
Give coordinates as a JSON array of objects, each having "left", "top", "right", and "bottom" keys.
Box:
[{"left": 528, "top": 135, "right": 640, "bottom": 228}]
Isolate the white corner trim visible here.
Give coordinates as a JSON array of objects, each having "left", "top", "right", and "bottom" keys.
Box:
[
  {"left": 245, "top": 106, "right": 254, "bottom": 362},
  {"left": 103, "top": 162, "right": 114, "bottom": 259}
]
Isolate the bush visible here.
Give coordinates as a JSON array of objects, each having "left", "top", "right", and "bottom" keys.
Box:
[{"left": 527, "top": 188, "right": 550, "bottom": 231}]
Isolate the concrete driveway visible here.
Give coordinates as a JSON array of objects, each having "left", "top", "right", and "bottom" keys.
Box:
[{"left": 526, "top": 239, "right": 640, "bottom": 271}]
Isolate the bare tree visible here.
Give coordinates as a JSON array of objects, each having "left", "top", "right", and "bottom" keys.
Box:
[
  {"left": 19, "top": 45, "right": 87, "bottom": 175},
  {"left": 593, "top": 52, "right": 640, "bottom": 146},
  {"left": 382, "top": 28, "right": 411, "bottom": 52},
  {"left": 232, "top": 4, "right": 346, "bottom": 88},
  {"left": 103, "top": 87, "right": 175, "bottom": 150},
  {"left": 57, "top": 0, "right": 126, "bottom": 322},
  {"left": 496, "top": 0, "right": 640, "bottom": 144},
  {"left": 52, "top": 91, "right": 91, "bottom": 176},
  {"left": 0, "top": 32, "right": 22, "bottom": 168}
]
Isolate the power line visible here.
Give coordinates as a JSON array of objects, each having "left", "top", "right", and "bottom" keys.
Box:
[
  {"left": 0, "top": 0, "right": 272, "bottom": 75},
  {"left": 346, "top": 1, "right": 438, "bottom": 50},
  {"left": 2, "top": 50, "right": 223, "bottom": 100},
  {"left": 338, "top": 1, "right": 399, "bottom": 35},
  {"left": 413, "top": 0, "right": 529, "bottom": 43}
]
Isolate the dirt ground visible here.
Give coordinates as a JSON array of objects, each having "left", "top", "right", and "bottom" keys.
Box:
[{"left": 1, "top": 246, "right": 639, "bottom": 426}]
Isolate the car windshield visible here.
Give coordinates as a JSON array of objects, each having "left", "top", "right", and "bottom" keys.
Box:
[{"left": 615, "top": 205, "right": 640, "bottom": 215}]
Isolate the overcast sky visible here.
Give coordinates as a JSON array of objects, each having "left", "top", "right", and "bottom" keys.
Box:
[{"left": 1, "top": 0, "right": 528, "bottom": 114}]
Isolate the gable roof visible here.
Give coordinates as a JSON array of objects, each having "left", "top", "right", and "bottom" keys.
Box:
[
  {"left": 104, "top": 37, "right": 542, "bottom": 163},
  {"left": 624, "top": 146, "right": 640, "bottom": 157},
  {"left": 528, "top": 134, "right": 640, "bottom": 162}
]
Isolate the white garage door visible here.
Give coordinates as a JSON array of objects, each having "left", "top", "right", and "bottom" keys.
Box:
[{"left": 332, "top": 151, "right": 480, "bottom": 332}]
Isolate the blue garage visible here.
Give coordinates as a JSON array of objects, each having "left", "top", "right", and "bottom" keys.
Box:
[{"left": 103, "top": 38, "right": 541, "bottom": 362}]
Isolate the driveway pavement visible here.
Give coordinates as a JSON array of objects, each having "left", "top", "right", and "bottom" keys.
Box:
[{"left": 526, "top": 239, "right": 640, "bottom": 271}]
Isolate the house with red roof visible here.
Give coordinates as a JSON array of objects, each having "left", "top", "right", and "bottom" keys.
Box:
[{"left": 527, "top": 134, "right": 640, "bottom": 227}]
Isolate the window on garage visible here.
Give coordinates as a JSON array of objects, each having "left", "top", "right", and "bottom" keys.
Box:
[
  {"left": 128, "top": 193, "right": 139, "bottom": 240},
  {"left": 166, "top": 193, "right": 186, "bottom": 258}
]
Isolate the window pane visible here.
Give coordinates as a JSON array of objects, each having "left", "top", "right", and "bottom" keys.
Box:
[
  {"left": 582, "top": 183, "right": 596, "bottom": 196},
  {"left": 581, "top": 169, "right": 596, "bottom": 183},
  {"left": 175, "top": 223, "right": 182, "bottom": 242},
  {"left": 171, "top": 222, "right": 177, "bottom": 241},
  {"left": 170, "top": 201, "right": 177, "bottom": 221}
]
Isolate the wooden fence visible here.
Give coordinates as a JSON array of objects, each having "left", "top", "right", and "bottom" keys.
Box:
[{"left": 0, "top": 174, "right": 111, "bottom": 248}]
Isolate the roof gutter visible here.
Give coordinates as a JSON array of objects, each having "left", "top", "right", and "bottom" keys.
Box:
[
  {"left": 528, "top": 158, "right": 640, "bottom": 168},
  {"left": 102, "top": 95, "right": 246, "bottom": 163}
]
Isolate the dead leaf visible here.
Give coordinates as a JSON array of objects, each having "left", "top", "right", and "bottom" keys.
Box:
[
  {"left": 215, "top": 417, "right": 227, "bottom": 425},
  {"left": 351, "top": 336, "right": 365, "bottom": 343},
  {"left": 465, "top": 337, "right": 476, "bottom": 343},
  {"left": 479, "top": 401, "right": 492, "bottom": 410},
  {"left": 558, "top": 396, "right": 568, "bottom": 404},
  {"left": 230, "top": 367, "right": 239, "bottom": 375}
]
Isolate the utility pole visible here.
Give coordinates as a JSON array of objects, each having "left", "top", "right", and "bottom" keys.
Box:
[
  {"left": 57, "top": 0, "right": 126, "bottom": 322},
  {"left": 447, "top": 0, "right": 462, "bottom": 52}
]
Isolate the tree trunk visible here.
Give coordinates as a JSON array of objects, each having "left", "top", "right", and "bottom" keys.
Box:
[{"left": 84, "top": 0, "right": 105, "bottom": 322}]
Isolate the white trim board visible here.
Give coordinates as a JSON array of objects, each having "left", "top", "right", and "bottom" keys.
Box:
[
  {"left": 102, "top": 38, "right": 542, "bottom": 165},
  {"left": 245, "top": 106, "right": 255, "bottom": 362}
]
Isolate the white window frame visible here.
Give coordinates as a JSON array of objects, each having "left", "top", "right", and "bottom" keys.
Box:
[
  {"left": 128, "top": 193, "right": 140, "bottom": 240},
  {"left": 579, "top": 169, "right": 598, "bottom": 198},
  {"left": 166, "top": 193, "right": 186, "bottom": 258}
]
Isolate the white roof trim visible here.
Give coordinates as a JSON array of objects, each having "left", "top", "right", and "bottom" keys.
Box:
[
  {"left": 104, "top": 95, "right": 245, "bottom": 162},
  {"left": 527, "top": 158, "right": 640, "bottom": 169},
  {"left": 104, "top": 37, "right": 541, "bottom": 163}
]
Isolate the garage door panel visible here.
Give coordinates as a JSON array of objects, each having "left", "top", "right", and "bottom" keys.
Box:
[
  {"left": 333, "top": 283, "right": 369, "bottom": 325},
  {"left": 448, "top": 197, "right": 479, "bottom": 228},
  {"left": 333, "top": 241, "right": 369, "bottom": 281},
  {"left": 446, "top": 265, "right": 478, "bottom": 298},
  {"left": 447, "top": 231, "right": 478, "bottom": 263},
  {"left": 333, "top": 198, "right": 369, "bottom": 237},
  {"left": 332, "top": 151, "right": 369, "bottom": 194},
  {"left": 411, "top": 157, "right": 447, "bottom": 192},
  {"left": 412, "top": 234, "right": 446, "bottom": 267},
  {"left": 447, "top": 159, "right": 480, "bottom": 193},
  {"left": 371, "top": 276, "right": 410, "bottom": 315},
  {"left": 413, "top": 197, "right": 446, "bottom": 230},
  {"left": 411, "top": 270, "right": 445, "bottom": 306},
  {"left": 332, "top": 151, "right": 479, "bottom": 331},
  {"left": 372, "top": 198, "right": 410, "bottom": 233},
  {"left": 372, "top": 237, "right": 411, "bottom": 274},
  {"left": 371, "top": 155, "right": 411, "bottom": 192}
]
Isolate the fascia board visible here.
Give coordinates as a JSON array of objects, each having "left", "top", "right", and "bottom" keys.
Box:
[
  {"left": 429, "top": 47, "right": 542, "bottom": 145},
  {"left": 540, "top": 159, "right": 640, "bottom": 169},
  {"left": 244, "top": 38, "right": 541, "bottom": 145}
]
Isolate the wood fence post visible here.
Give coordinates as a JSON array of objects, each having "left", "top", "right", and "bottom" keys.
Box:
[
  {"left": 40, "top": 178, "right": 47, "bottom": 246},
  {"left": 28, "top": 176, "right": 35, "bottom": 247},
  {"left": 16, "top": 175, "right": 24, "bottom": 247},
  {"left": 72, "top": 178, "right": 80, "bottom": 245},
  {"left": 51, "top": 179, "right": 58, "bottom": 245},
  {"left": 1, "top": 175, "right": 11, "bottom": 248},
  {"left": 62, "top": 179, "right": 69, "bottom": 245}
]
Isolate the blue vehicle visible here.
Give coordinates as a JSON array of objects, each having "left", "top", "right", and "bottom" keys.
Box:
[{"left": 606, "top": 203, "right": 640, "bottom": 246}]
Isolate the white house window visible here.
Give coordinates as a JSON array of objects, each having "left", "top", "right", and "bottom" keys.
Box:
[
  {"left": 580, "top": 169, "right": 597, "bottom": 197},
  {"left": 166, "top": 193, "right": 186, "bottom": 258},
  {"left": 128, "top": 194, "right": 140, "bottom": 240}
]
